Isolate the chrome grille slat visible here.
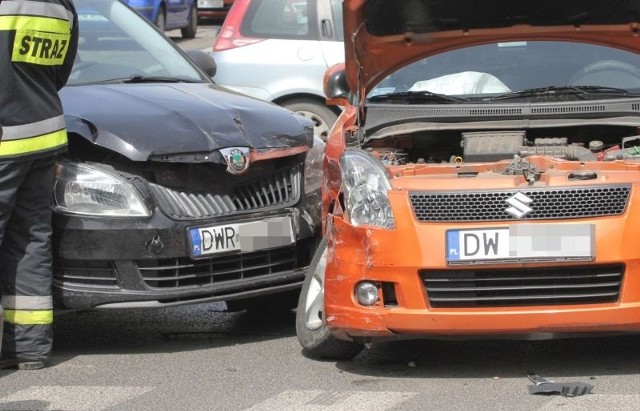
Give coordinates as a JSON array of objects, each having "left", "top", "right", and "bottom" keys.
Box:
[
  {"left": 410, "top": 185, "right": 630, "bottom": 222},
  {"left": 149, "top": 165, "right": 300, "bottom": 220},
  {"left": 421, "top": 264, "right": 623, "bottom": 307}
]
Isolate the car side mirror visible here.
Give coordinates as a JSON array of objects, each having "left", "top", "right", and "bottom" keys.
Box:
[
  {"left": 185, "top": 49, "right": 217, "bottom": 77},
  {"left": 323, "top": 63, "right": 349, "bottom": 106}
]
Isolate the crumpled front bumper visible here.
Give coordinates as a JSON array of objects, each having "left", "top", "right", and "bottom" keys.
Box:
[{"left": 53, "top": 199, "right": 321, "bottom": 310}]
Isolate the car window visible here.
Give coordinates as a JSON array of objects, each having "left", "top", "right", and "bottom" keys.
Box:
[
  {"left": 242, "top": 0, "right": 318, "bottom": 40},
  {"left": 329, "top": 0, "right": 343, "bottom": 41},
  {"left": 68, "top": 0, "right": 206, "bottom": 85},
  {"left": 370, "top": 41, "right": 640, "bottom": 98}
]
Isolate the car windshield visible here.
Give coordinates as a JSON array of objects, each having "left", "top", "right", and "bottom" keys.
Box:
[
  {"left": 68, "top": 0, "right": 207, "bottom": 85},
  {"left": 369, "top": 41, "right": 640, "bottom": 101}
]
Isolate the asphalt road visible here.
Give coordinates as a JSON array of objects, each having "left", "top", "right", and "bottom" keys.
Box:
[{"left": 2, "top": 23, "right": 640, "bottom": 411}]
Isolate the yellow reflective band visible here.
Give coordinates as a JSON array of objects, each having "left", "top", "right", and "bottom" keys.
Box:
[
  {"left": 4, "top": 309, "right": 53, "bottom": 325},
  {"left": 0, "top": 129, "right": 67, "bottom": 157},
  {"left": 0, "top": 15, "right": 70, "bottom": 33}
]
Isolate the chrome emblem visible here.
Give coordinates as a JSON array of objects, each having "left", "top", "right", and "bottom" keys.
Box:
[
  {"left": 505, "top": 192, "right": 533, "bottom": 219},
  {"left": 220, "top": 147, "right": 250, "bottom": 175}
]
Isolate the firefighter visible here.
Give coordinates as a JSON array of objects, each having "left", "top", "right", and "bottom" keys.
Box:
[{"left": 0, "top": 0, "right": 78, "bottom": 369}]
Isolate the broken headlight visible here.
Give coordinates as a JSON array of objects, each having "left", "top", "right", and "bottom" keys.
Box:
[
  {"left": 52, "top": 162, "right": 151, "bottom": 217},
  {"left": 340, "top": 150, "right": 395, "bottom": 229}
]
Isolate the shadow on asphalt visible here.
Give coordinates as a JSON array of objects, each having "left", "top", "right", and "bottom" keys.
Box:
[
  {"left": 51, "top": 303, "right": 296, "bottom": 360},
  {"left": 333, "top": 335, "right": 640, "bottom": 380}
]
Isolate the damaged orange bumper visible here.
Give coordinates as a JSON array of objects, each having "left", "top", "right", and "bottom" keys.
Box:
[{"left": 323, "top": 194, "right": 640, "bottom": 342}]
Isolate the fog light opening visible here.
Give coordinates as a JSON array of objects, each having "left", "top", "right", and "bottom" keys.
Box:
[{"left": 355, "top": 281, "right": 379, "bottom": 306}]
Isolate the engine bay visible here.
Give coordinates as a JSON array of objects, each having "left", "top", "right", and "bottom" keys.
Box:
[{"left": 364, "top": 125, "right": 640, "bottom": 166}]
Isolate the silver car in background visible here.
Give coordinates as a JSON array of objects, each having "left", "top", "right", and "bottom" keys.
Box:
[{"left": 211, "top": 0, "right": 344, "bottom": 140}]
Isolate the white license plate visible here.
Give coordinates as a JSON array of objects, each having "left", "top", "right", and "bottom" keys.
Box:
[
  {"left": 198, "top": 0, "right": 223, "bottom": 8},
  {"left": 446, "top": 224, "right": 594, "bottom": 263},
  {"left": 188, "top": 216, "right": 294, "bottom": 258}
]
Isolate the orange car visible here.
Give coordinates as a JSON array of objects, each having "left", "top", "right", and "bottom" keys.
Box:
[{"left": 295, "top": 0, "right": 640, "bottom": 360}]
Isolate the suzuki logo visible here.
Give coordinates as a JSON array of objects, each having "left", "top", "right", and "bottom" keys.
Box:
[{"left": 505, "top": 192, "right": 533, "bottom": 219}]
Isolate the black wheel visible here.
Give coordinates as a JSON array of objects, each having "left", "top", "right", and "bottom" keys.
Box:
[
  {"left": 295, "top": 239, "right": 363, "bottom": 360},
  {"left": 283, "top": 100, "right": 338, "bottom": 142},
  {"left": 225, "top": 289, "right": 299, "bottom": 312},
  {"left": 154, "top": 8, "right": 166, "bottom": 32},
  {"left": 181, "top": 6, "right": 198, "bottom": 39}
]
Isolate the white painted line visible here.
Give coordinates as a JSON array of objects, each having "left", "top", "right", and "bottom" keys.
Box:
[
  {"left": 244, "top": 390, "right": 417, "bottom": 411},
  {"left": 540, "top": 395, "right": 640, "bottom": 410},
  {"left": 0, "top": 386, "right": 155, "bottom": 411}
]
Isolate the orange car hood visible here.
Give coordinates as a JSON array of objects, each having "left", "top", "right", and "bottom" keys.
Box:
[{"left": 344, "top": 0, "right": 640, "bottom": 94}]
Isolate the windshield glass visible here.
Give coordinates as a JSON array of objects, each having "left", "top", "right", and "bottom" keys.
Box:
[
  {"left": 68, "top": 0, "right": 206, "bottom": 85},
  {"left": 369, "top": 41, "right": 640, "bottom": 100}
]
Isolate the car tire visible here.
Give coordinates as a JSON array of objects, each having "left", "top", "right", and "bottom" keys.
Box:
[
  {"left": 181, "top": 6, "right": 198, "bottom": 39},
  {"left": 295, "top": 239, "right": 363, "bottom": 360},
  {"left": 225, "top": 289, "right": 299, "bottom": 312},
  {"left": 155, "top": 8, "right": 166, "bottom": 32},
  {"left": 283, "top": 100, "right": 338, "bottom": 142}
]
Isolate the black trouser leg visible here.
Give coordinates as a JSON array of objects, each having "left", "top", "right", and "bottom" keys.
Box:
[{"left": 0, "top": 157, "right": 55, "bottom": 361}]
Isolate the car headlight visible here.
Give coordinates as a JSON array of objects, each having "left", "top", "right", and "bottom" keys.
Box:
[
  {"left": 304, "top": 135, "right": 325, "bottom": 195},
  {"left": 52, "top": 162, "right": 151, "bottom": 217},
  {"left": 340, "top": 149, "right": 395, "bottom": 229}
]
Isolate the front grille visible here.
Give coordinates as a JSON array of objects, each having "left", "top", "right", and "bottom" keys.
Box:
[
  {"left": 421, "top": 264, "right": 623, "bottom": 308},
  {"left": 139, "top": 245, "right": 300, "bottom": 289},
  {"left": 410, "top": 185, "right": 630, "bottom": 222},
  {"left": 53, "top": 260, "right": 119, "bottom": 288},
  {"left": 149, "top": 165, "right": 301, "bottom": 220}
]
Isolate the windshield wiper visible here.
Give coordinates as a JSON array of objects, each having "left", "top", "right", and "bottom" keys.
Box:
[
  {"left": 486, "top": 85, "right": 638, "bottom": 101},
  {"left": 86, "top": 75, "right": 201, "bottom": 85},
  {"left": 368, "top": 90, "right": 467, "bottom": 103},
  {"left": 123, "top": 75, "right": 199, "bottom": 83}
]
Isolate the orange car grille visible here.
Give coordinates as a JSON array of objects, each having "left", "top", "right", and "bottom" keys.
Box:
[
  {"left": 149, "top": 165, "right": 301, "bottom": 220},
  {"left": 410, "top": 185, "right": 630, "bottom": 222},
  {"left": 420, "top": 264, "right": 623, "bottom": 308}
]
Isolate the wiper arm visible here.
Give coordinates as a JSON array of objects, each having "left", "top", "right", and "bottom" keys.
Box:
[
  {"left": 487, "top": 85, "right": 635, "bottom": 101},
  {"left": 123, "top": 75, "right": 199, "bottom": 83},
  {"left": 368, "top": 90, "right": 467, "bottom": 103},
  {"left": 87, "top": 75, "right": 200, "bottom": 85}
]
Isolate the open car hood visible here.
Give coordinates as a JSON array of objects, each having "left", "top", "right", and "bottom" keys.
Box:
[
  {"left": 60, "top": 83, "right": 313, "bottom": 161},
  {"left": 345, "top": 0, "right": 640, "bottom": 94}
]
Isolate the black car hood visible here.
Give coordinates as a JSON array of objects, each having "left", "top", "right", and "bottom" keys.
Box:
[{"left": 60, "top": 83, "right": 314, "bottom": 161}]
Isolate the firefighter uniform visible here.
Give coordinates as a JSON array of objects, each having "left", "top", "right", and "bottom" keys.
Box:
[{"left": 0, "top": 0, "right": 78, "bottom": 367}]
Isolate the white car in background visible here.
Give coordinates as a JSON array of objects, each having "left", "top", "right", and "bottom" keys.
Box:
[{"left": 211, "top": 0, "right": 344, "bottom": 140}]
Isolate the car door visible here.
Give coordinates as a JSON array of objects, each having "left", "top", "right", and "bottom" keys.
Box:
[
  {"left": 316, "top": 0, "right": 344, "bottom": 68},
  {"left": 166, "top": 0, "right": 190, "bottom": 28}
]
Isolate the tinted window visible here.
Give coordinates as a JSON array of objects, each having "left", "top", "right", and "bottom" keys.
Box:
[
  {"left": 69, "top": 0, "right": 205, "bottom": 85},
  {"left": 242, "top": 0, "right": 318, "bottom": 40}
]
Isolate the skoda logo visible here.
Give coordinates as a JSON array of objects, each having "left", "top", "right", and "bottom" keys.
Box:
[
  {"left": 220, "top": 147, "right": 250, "bottom": 175},
  {"left": 505, "top": 192, "right": 533, "bottom": 219}
]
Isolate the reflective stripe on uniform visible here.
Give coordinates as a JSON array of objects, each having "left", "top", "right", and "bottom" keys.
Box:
[
  {"left": 1, "top": 295, "right": 53, "bottom": 310},
  {"left": 0, "top": 129, "right": 67, "bottom": 157},
  {"left": 0, "top": 15, "right": 70, "bottom": 33},
  {"left": 0, "top": 0, "right": 73, "bottom": 26},
  {"left": 4, "top": 309, "right": 53, "bottom": 325},
  {"left": 1, "top": 115, "right": 66, "bottom": 141}
]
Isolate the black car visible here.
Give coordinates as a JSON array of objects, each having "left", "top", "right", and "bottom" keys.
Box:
[{"left": 53, "top": 0, "right": 323, "bottom": 310}]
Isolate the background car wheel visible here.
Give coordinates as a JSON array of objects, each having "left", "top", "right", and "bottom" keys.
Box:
[
  {"left": 155, "top": 8, "right": 166, "bottom": 32},
  {"left": 225, "top": 289, "right": 299, "bottom": 312},
  {"left": 295, "top": 239, "right": 363, "bottom": 360},
  {"left": 283, "top": 100, "right": 338, "bottom": 142},
  {"left": 181, "top": 6, "right": 198, "bottom": 39}
]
